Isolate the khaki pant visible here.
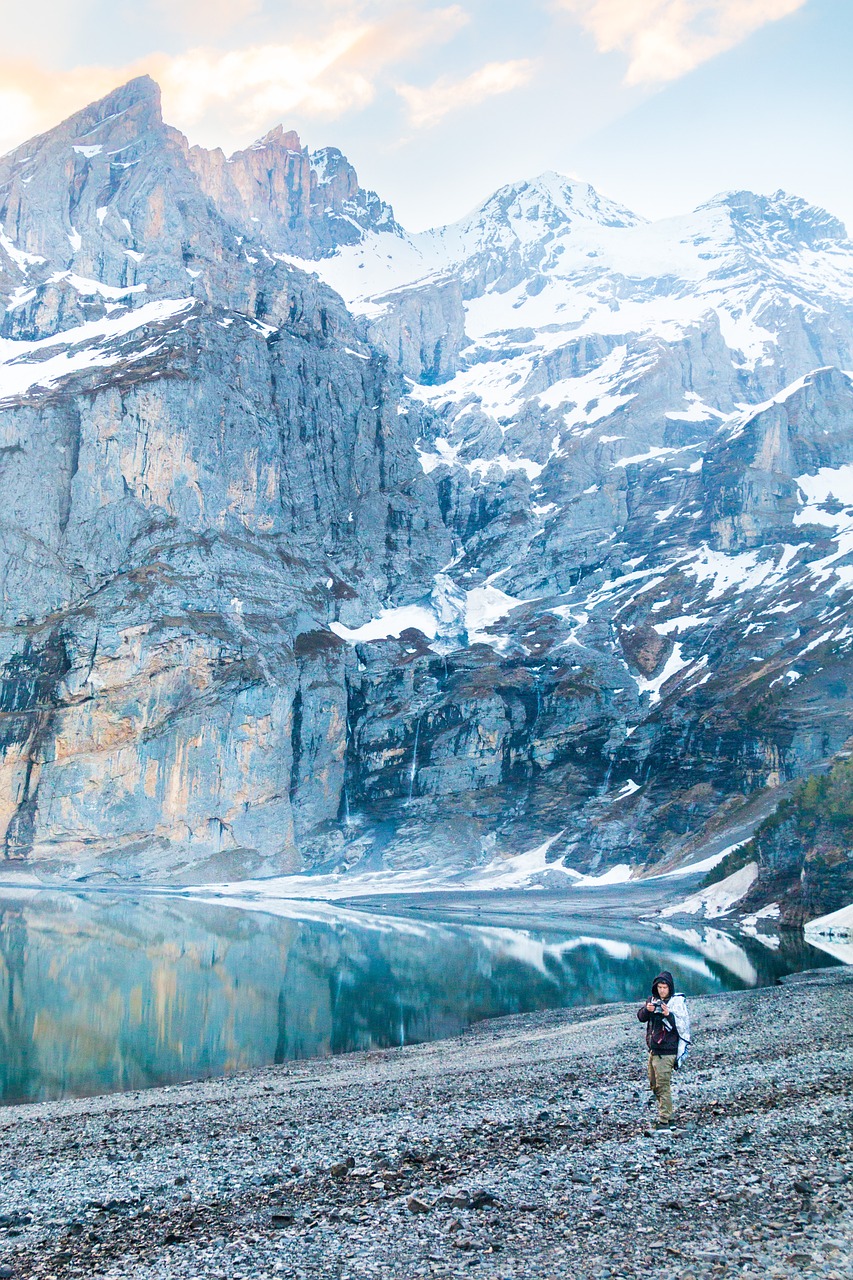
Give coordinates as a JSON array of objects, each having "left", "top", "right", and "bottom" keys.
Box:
[{"left": 648, "top": 1052, "right": 676, "bottom": 1121}]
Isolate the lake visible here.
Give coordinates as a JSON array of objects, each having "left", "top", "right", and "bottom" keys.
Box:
[{"left": 0, "top": 890, "right": 838, "bottom": 1105}]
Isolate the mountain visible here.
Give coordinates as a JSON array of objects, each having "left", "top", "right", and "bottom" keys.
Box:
[
  {"left": 1, "top": 78, "right": 852, "bottom": 924},
  {"left": 294, "top": 170, "right": 853, "bottom": 919},
  {"left": 0, "top": 77, "right": 447, "bottom": 881}
]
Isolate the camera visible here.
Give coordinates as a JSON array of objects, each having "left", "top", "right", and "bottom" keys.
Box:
[{"left": 651, "top": 998, "right": 664, "bottom": 1015}]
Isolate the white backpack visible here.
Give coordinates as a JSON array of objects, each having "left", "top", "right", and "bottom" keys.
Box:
[{"left": 669, "top": 993, "right": 692, "bottom": 1068}]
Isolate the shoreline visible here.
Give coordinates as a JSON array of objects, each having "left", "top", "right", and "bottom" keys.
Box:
[
  {"left": 1, "top": 968, "right": 851, "bottom": 1279},
  {"left": 2, "top": 873, "right": 848, "bottom": 965},
  {"left": 0, "top": 871, "right": 707, "bottom": 923}
]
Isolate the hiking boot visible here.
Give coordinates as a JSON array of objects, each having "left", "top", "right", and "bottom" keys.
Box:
[{"left": 651, "top": 1119, "right": 673, "bottom": 1129}]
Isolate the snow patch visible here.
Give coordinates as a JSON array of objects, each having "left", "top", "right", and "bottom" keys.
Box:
[
  {"left": 49, "top": 271, "right": 147, "bottom": 300},
  {"left": 331, "top": 581, "right": 525, "bottom": 651},
  {"left": 683, "top": 544, "right": 776, "bottom": 600},
  {"left": 330, "top": 605, "right": 438, "bottom": 644},
  {"left": 634, "top": 643, "right": 705, "bottom": 705},
  {"left": 796, "top": 464, "right": 853, "bottom": 509},
  {"left": 656, "top": 843, "right": 747, "bottom": 879},
  {"left": 0, "top": 297, "right": 194, "bottom": 402},
  {"left": 805, "top": 900, "right": 853, "bottom": 938},
  {"left": 804, "top": 901, "right": 853, "bottom": 964},
  {"left": 571, "top": 863, "right": 634, "bottom": 886},
  {"left": 654, "top": 614, "right": 704, "bottom": 636},
  {"left": 660, "top": 862, "right": 757, "bottom": 920},
  {"left": 0, "top": 226, "right": 45, "bottom": 270},
  {"left": 463, "top": 835, "right": 574, "bottom": 890},
  {"left": 612, "top": 444, "right": 698, "bottom": 469},
  {"left": 464, "top": 585, "right": 524, "bottom": 644}
]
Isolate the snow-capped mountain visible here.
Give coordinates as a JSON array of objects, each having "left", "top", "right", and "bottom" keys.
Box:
[
  {"left": 298, "top": 176, "right": 853, "bottom": 373},
  {"left": 291, "top": 173, "right": 853, "bottom": 598},
  {"left": 0, "top": 77, "right": 852, "bottom": 922},
  {"left": 282, "top": 155, "right": 853, "bottom": 919}
]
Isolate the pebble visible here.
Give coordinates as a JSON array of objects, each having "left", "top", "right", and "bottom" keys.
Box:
[{"left": 407, "top": 1196, "right": 432, "bottom": 1214}]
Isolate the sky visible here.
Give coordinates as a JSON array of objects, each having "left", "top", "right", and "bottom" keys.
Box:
[{"left": 0, "top": 0, "right": 849, "bottom": 232}]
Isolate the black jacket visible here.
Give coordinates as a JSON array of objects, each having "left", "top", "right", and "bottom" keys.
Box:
[{"left": 637, "top": 969, "right": 679, "bottom": 1056}]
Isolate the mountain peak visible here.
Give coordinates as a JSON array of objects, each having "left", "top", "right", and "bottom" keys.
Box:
[
  {"left": 528, "top": 170, "right": 594, "bottom": 195},
  {"left": 0, "top": 75, "right": 164, "bottom": 167},
  {"left": 63, "top": 75, "right": 164, "bottom": 142},
  {"left": 455, "top": 170, "right": 643, "bottom": 246},
  {"left": 700, "top": 188, "right": 848, "bottom": 247},
  {"left": 239, "top": 123, "right": 303, "bottom": 156},
  {"left": 103, "top": 75, "right": 162, "bottom": 111}
]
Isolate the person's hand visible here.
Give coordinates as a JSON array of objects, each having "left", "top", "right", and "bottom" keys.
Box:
[
  {"left": 661, "top": 1003, "right": 670, "bottom": 1016},
  {"left": 646, "top": 1000, "right": 655, "bottom": 1011}
]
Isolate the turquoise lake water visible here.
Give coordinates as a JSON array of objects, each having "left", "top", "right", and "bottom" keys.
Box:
[{"left": 0, "top": 891, "right": 838, "bottom": 1104}]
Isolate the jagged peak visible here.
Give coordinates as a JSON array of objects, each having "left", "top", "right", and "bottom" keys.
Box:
[
  {"left": 97, "top": 75, "right": 162, "bottom": 116},
  {"left": 308, "top": 146, "right": 358, "bottom": 189},
  {"left": 1, "top": 75, "right": 164, "bottom": 165},
  {"left": 526, "top": 170, "right": 604, "bottom": 199},
  {"left": 235, "top": 123, "right": 304, "bottom": 157},
  {"left": 698, "top": 188, "right": 848, "bottom": 246},
  {"left": 54, "top": 74, "right": 164, "bottom": 141}
]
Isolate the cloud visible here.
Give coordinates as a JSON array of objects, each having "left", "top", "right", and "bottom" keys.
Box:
[
  {"left": 157, "top": 5, "right": 469, "bottom": 138},
  {"left": 0, "top": 63, "right": 129, "bottom": 154},
  {"left": 557, "top": 0, "right": 807, "bottom": 85},
  {"left": 0, "top": 4, "right": 470, "bottom": 157},
  {"left": 155, "top": 29, "right": 379, "bottom": 130},
  {"left": 397, "top": 59, "right": 535, "bottom": 128}
]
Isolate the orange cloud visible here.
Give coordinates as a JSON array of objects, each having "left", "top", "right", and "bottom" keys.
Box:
[
  {"left": 557, "top": 0, "right": 807, "bottom": 84},
  {"left": 397, "top": 59, "right": 535, "bottom": 128},
  {"left": 0, "top": 4, "right": 469, "bottom": 157},
  {"left": 156, "top": 29, "right": 378, "bottom": 129},
  {"left": 0, "top": 63, "right": 131, "bottom": 153}
]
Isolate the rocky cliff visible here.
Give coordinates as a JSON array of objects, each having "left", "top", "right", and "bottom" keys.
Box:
[
  {"left": 0, "top": 78, "right": 447, "bottom": 881},
  {"left": 2, "top": 78, "right": 853, "bottom": 906},
  {"left": 707, "top": 753, "right": 853, "bottom": 925}
]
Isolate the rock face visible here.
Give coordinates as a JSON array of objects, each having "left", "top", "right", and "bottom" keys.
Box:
[
  {"left": 728, "top": 754, "right": 853, "bottom": 925},
  {"left": 0, "top": 78, "right": 447, "bottom": 880},
  {"left": 188, "top": 130, "right": 399, "bottom": 257},
  {"left": 2, "top": 78, "right": 853, "bottom": 900}
]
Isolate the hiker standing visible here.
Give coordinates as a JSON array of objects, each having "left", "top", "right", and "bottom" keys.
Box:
[{"left": 637, "top": 969, "right": 690, "bottom": 1128}]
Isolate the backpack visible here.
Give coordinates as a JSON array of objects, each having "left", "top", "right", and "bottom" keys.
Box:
[
  {"left": 645, "top": 994, "right": 692, "bottom": 1064},
  {"left": 670, "top": 993, "right": 691, "bottom": 1068}
]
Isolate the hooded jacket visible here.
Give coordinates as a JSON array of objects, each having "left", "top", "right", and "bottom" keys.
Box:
[{"left": 637, "top": 970, "right": 681, "bottom": 1057}]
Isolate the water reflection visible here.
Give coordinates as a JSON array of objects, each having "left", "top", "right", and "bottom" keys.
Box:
[{"left": 0, "top": 891, "right": 838, "bottom": 1105}]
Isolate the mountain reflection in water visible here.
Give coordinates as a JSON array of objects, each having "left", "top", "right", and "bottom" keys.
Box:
[{"left": 0, "top": 892, "right": 838, "bottom": 1104}]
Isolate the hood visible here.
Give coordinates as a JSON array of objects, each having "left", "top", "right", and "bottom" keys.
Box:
[{"left": 651, "top": 970, "right": 675, "bottom": 998}]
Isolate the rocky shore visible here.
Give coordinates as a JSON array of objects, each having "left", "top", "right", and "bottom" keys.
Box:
[{"left": 0, "top": 966, "right": 850, "bottom": 1280}]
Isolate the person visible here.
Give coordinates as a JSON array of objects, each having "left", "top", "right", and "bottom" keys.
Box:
[{"left": 637, "top": 970, "right": 689, "bottom": 1128}]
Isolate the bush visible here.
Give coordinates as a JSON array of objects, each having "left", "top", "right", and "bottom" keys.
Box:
[{"left": 703, "top": 839, "right": 756, "bottom": 887}]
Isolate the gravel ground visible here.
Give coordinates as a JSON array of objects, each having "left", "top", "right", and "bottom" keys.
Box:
[{"left": 0, "top": 966, "right": 850, "bottom": 1280}]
